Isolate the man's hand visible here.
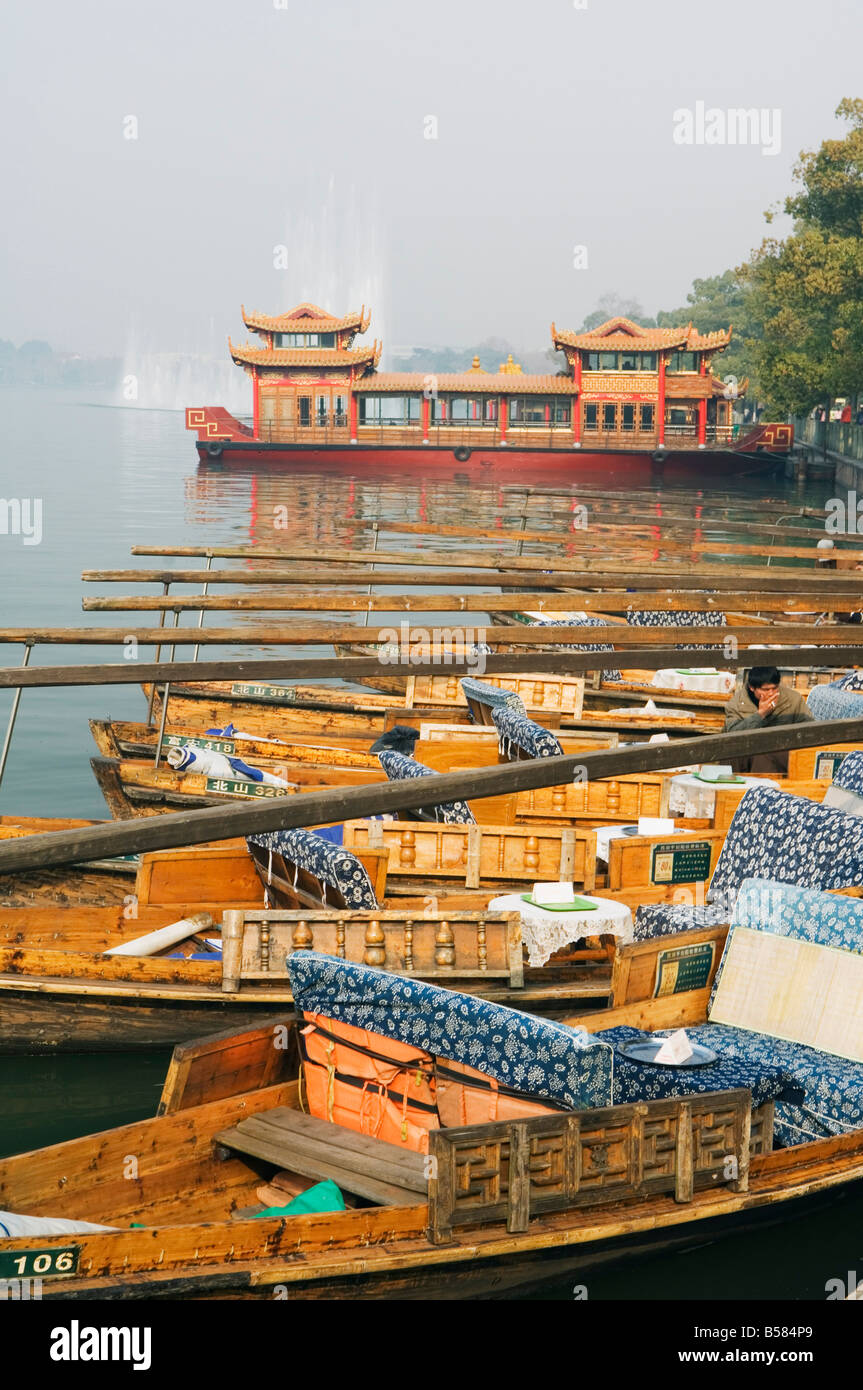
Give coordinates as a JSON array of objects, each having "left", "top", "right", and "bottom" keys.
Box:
[{"left": 758, "top": 692, "right": 779, "bottom": 717}]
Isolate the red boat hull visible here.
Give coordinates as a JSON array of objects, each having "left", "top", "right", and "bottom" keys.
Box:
[{"left": 193, "top": 439, "right": 786, "bottom": 483}]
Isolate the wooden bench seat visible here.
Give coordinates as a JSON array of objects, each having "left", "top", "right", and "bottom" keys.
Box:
[{"left": 214, "top": 1106, "right": 428, "bottom": 1207}]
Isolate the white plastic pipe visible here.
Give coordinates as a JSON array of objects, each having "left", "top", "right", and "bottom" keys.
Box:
[{"left": 106, "top": 911, "right": 214, "bottom": 957}]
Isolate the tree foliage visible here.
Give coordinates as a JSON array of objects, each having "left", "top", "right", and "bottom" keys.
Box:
[{"left": 742, "top": 99, "right": 863, "bottom": 413}]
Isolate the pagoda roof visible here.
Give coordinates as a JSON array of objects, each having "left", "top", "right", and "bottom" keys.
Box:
[
  {"left": 229, "top": 339, "right": 381, "bottom": 369},
  {"left": 552, "top": 317, "right": 732, "bottom": 353},
  {"left": 241, "top": 303, "right": 371, "bottom": 335},
  {"left": 353, "top": 372, "right": 574, "bottom": 395}
]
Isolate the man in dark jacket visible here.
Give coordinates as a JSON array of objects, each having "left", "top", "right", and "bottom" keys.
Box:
[{"left": 724, "top": 665, "right": 813, "bottom": 774}]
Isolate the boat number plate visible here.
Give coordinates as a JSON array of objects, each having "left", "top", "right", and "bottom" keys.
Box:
[
  {"left": 230, "top": 683, "right": 297, "bottom": 702},
  {"left": 651, "top": 841, "right": 712, "bottom": 885},
  {"left": 205, "top": 778, "right": 289, "bottom": 798},
  {"left": 162, "top": 734, "right": 237, "bottom": 755},
  {"left": 0, "top": 1246, "right": 80, "bottom": 1279}
]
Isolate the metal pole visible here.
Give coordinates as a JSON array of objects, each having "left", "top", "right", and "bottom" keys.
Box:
[
  {"left": 153, "top": 611, "right": 180, "bottom": 768},
  {"left": 362, "top": 522, "right": 380, "bottom": 629},
  {"left": 192, "top": 554, "right": 214, "bottom": 662},
  {"left": 146, "top": 581, "right": 171, "bottom": 723},
  {"left": 0, "top": 643, "right": 32, "bottom": 789}
]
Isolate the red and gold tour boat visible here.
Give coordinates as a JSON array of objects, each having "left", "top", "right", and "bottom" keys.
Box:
[{"left": 185, "top": 303, "right": 792, "bottom": 476}]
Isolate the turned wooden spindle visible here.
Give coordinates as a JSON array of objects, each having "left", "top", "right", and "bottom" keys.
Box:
[
  {"left": 445, "top": 675, "right": 457, "bottom": 700},
  {"left": 608, "top": 780, "right": 621, "bottom": 814},
  {"left": 292, "top": 919, "right": 313, "bottom": 951},
  {"left": 336, "top": 920, "right": 346, "bottom": 959},
  {"left": 399, "top": 829, "right": 417, "bottom": 868},
  {"left": 551, "top": 785, "right": 566, "bottom": 811},
  {"left": 260, "top": 921, "right": 270, "bottom": 973},
  {"left": 404, "top": 919, "right": 414, "bottom": 972},
  {"left": 477, "top": 921, "right": 487, "bottom": 971},
  {"left": 435, "top": 919, "right": 455, "bottom": 967},
  {"left": 525, "top": 835, "right": 540, "bottom": 873},
  {"left": 363, "top": 917, "right": 386, "bottom": 967}
]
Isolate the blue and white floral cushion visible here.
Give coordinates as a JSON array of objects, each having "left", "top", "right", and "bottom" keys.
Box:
[
  {"left": 491, "top": 706, "right": 563, "bottom": 759},
  {"left": 595, "top": 1024, "right": 802, "bottom": 1110},
  {"left": 246, "top": 828, "right": 379, "bottom": 909},
  {"left": 807, "top": 684, "right": 863, "bottom": 720},
  {"left": 833, "top": 670, "right": 863, "bottom": 692},
  {"left": 529, "top": 616, "right": 621, "bottom": 682},
  {"left": 833, "top": 751, "right": 863, "bottom": 797},
  {"left": 626, "top": 606, "right": 724, "bottom": 652},
  {"left": 634, "top": 785, "right": 863, "bottom": 939},
  {"left": 459, "top": 677, "right": 525, "bottom": 715},
  {"left": 287, "top": 951, "right": 613, "bottom": 1111},
  {"left": 376, "top": 750, "right": 475, "bottom": 825}
]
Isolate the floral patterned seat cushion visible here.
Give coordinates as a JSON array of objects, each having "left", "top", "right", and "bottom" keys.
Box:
[
  {"left": 245, "top": 828, "right": 379, "bottom": 908},
  {"left": 806, "top": 683, "right": 863, "bottom": 720},
  {"left": 634, "top": 785, "right": 863, "bottom": 939},
  {"left": 834, "top": 670, "right": 863, "bottom": 692},
  {"left": 833, "top": 751, "right": 863, "bottom": 796},
  {"left": 459, "top": 677, "right": 526, "bottom": 715},
  {"left": 529, "top": 617, "right": 621, "bottom": 682},
  {"left": 287, "top": 951, "right": 613, "bottom": 1111},
  {"left": 376, "top": 750, "right": 475, "bottom": 824},
  {"left": 595, "top": 1024, "right": 803, "bottom": 1110},
  {"left": 626, "top": 606, "right": 724, "bottom": 651},
  {"left": 491, "top": 706, "right": 563, "bottom": 759}
]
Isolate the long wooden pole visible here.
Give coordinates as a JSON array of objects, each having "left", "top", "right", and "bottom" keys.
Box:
[
  {"left": 80, "top": 593, "right": 863, "bottom": 614},
  {"left": 129, "top": 541, "right": 863, "bottom": 565},
  {"left": 0, "top": 645, "right": 858, "bottom": 690},
  {"left": 1, "top": 718, "right": 861, "bottom": 873},
  {"left": 0, "top": 623, "right": 859, "bottom": 646},
  {"left": 81, "top": 566, "right": 863, "bottom": 594}
]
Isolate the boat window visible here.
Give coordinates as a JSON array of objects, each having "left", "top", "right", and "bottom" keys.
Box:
[
  {"left": 275, "top": 332, "right": 336, "bottom": 348},
  {"left": 640, "top": 403, "right": 654, "bottom": 429},
  {"left": 668, "top": 351, "right": 699, "bottom": 372},
  {"left": 598, "top": 352, "right": 618, "bottom": 371},
  {"left": 639, "top": 353, "right": 657, "bottom": 371},
  {"left": 602, "top": 403, "right": 616, "bottom": 429},
  {"left": 620, "top": 352, "right": 639, "bottom": 371},
  {"left": 585, "top": 352, "right": 601, "bottom": 371},
  {"left": 621, "top": 403, "right": 635, "bottom": 430},
  {"left": 584, "top": 403, "right": 598, "bottom": 429}
]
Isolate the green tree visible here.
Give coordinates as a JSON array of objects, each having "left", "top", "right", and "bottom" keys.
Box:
[{"left": 743, "top": 99, "right": 863, "bottom": 414}]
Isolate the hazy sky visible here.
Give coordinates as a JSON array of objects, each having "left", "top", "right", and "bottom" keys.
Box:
[{"left": 1, "top": 0, "right": 859, "bottom": 361}]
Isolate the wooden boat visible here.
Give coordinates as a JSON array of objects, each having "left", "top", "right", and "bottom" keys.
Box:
[
  {"left": 3, "top": 903, "right": 861, "bottom": 1300},
  {"left": 0, "top": 802, "right": 732, "bottom": 1049}
]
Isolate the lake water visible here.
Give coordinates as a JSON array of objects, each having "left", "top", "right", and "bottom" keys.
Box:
[{"left": 0, "top": 385, "right": 853, "bottom": 1300}]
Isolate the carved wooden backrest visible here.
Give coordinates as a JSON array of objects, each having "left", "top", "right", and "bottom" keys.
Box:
[
  {"left": 343, "top": 818, "right": 590, "bottom": 889},
  {"left": 427, "top": 1089, "right": 771, "bottom": 1243},
  {"left": 220, "top": 908, "right": 523, "bottom": 991}
]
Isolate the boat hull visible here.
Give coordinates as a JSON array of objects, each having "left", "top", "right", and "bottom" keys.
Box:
[{"left": 194, "top": 439, "right": 787, "bottom": 482}]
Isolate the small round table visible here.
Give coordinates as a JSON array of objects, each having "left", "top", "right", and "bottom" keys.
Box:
[
  {"left": 668, "top": 773, "right": 779, "bottom": 820},
  {"left": 488, "top": 892, "right": 633, "bottom": 969}
]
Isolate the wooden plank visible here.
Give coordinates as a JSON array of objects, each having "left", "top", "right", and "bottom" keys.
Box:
[
  {"left": 2, "top": 622, "right": 863, "bottom": 646},
  {"left": 81, "top": 565, "right": 863, "bottom": 593},
  {"left": 81, "top": 591, "right": 863, "bottom": 614},
  {"left": 2, "top": 716, "right": 863, "bottom": 873},
  {"left": 213, "top": 1122, "right": 421, "bottom": 1207},
  {"left": 241, "top": 1109, "right": 428, "bottom": 1188},
  {"left": 2, "top": 645, "right": 862, "bottom": 690}
]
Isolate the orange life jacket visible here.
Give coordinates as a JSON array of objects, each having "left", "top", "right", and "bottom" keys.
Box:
[
  {"left": 433, "top": 1057, "right": 568, "bottom": 1128},
  {"left": 299, "top": 1012, "right": 439, "bottom": 1153}
]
